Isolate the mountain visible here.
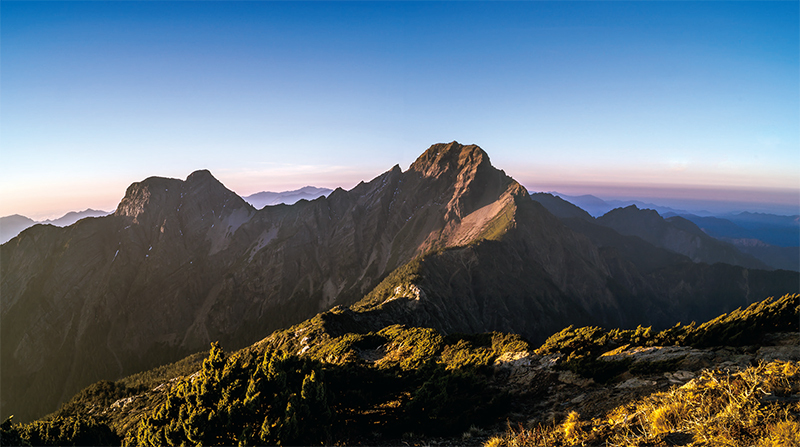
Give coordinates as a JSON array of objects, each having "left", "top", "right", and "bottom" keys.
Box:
[
  {"left": 530, "top": 196, "right": 788, "bottom": 272},
  {"left": 243, "top": 186, "right": 332, "bottom": 209},
  {"left": 546, "top": 193, "right": 613, "bottom": 217},
  {"left": 0, "top": 209, "right": 110, "bottom": 244},
  {"left": 595, "top": 205, "right": 770, "bottom": 270},
  {"left": 42, "top": 208, "right": 110, "bottom": 227},
  {"left": 604, "top": 199, "right": 694, "bottom": 217},
  {"left": 675, "top": 212, "right": 800, "bottom": 248},
  {"left": 529, "top": 193, "right": 594, "bottom": 221},
  {"left": 660, "top": 212, "right": 799, "bottom": 271},
  {"left": 1, "top": 142, "right": 797, "bottom": 424},
  {"left": 728, "top": 211, "right": 800, "bottom": 229},
  {"left": 546, "top": 193, "right": 693, "bottom": 218},
  {"left": 0, "top": 215, "right": 35, "bottom": 244},
  {"left": 721, "top": 238, "right": 799, "bottom": 272}
]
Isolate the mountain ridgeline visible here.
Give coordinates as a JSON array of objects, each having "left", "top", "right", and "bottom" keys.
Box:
[
  {"left": 1, "top": 142, "right": 797, "bottom": 423},
  {"left": 242, "top": 186, "right": 333, "bottom": 209},
  {"left": 0, "top": 209, "right": 110, "bottom": 244}
]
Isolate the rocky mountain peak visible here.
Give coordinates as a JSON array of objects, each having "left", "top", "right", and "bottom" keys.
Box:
[
  {"left": 404, "top": 141, "right": 518, "bottom": 225},
  {"left": 599, "top": 205, "right": 663, "bottom": 225},
  {"left": 114, "top": 170, "right": 251, "bottom": 227},
  {"left": 185, "top": 169, "right": 215, "bottom": 183},
  {"left": 114, "top": 176, "right": 183, "bottom": 222},
  {"left": 181, "top": 170, "right": 248, "bottom": 207},
  {"left": 408, "top": 141, "right": 490, "bottom": 179}
]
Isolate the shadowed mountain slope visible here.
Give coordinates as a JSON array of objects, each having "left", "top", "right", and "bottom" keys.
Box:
[
  {"left": 529, "top": 192, "right": 594, "bottom": 221},
  {"left": 661, "top": 212, "right": 799, "bottom": 271},
  {"left": 10, "top": 293, "right": 797, "bottom": 446},
  {"left": 596, "top": 205, "right": 770, "bottom": 270},
  {"left": 723, "top": 239, "right": 799, "bottom": 272}
]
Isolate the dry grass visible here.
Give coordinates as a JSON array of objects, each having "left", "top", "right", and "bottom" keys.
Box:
[
  {"left": 485, "top": 360, "right": 800, "bottom": 447},
  {"left": 758, "top": 420, "right": 800, "bottom": 447}
]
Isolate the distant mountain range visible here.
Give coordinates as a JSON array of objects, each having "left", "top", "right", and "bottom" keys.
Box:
[
  {"left": 242, "top": 186, "right": 333, "bottom": 209},
  {"left": 2, "top": 142, "right": 797, "bottom": 424},
  {"left": 541, "top": 193, "right": 694, "bottom": 217},
  {"left": 665, "top": 212, "right": 799, "bottom": 271},
  {"left": 0, "top": 209, "right": 111, "bottom": 244},
  {"left": 531, "top": 192, "right": 799, "bottom": 272},
  {"left": 666, "top": 212, "right": 800, "bottom": 247},
  {"left": 548, "top": 191, "right": 800, "bottom": 218}
]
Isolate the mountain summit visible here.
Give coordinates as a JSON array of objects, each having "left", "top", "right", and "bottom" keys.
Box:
[
  {"left": 409, "top": 141, "right": 490, "bottom": 178},
  {"left": 1, "top": 143, "right": 796, "bottom": 422}
]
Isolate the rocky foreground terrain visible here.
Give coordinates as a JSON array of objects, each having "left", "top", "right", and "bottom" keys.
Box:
[{"left": 3, "top": 293, "right": 797, "bottom": 446}]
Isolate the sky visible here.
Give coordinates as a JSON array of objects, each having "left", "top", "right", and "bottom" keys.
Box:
[{"left": 2, "top": 1, "right": 798, "bottom": 220}]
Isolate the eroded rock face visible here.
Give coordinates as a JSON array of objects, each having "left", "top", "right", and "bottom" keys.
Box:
[
  {"left": 757, "top": 346, "right": 800, "bottom": 362},
  {"left": 600, "top": 346, "right": 703, "bottom": 364},
  {"left": 493, "top": 352, "right": 560, "bottom": 392}
]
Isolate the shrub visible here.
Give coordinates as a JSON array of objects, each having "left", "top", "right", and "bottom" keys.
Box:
[
  {"left": 405, "top": 365, "right": 508, "bottom": 436},
  {"left": 377, "top": 325, "right": 444, "bottom": 370},
  {"left": 686, "top": 294, "right": 799, "bottom": 347},
  {"left": 125, "top": 344, "right": 332, "bottom": 446},
  {"left": 16, "top": 416, "right": 119, "bottom": 446}
]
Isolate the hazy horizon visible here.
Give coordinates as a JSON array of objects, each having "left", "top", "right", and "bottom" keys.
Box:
[
  {"left": 2, "top": 2, "right": 798, "bottom": 220},
  {"left": 4, "top": 164, "right": 798, "bottom": 221}
]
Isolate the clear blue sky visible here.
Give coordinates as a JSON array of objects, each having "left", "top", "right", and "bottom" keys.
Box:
[{"left": 2, "top": 1, "right": 798, "bottom": 219}]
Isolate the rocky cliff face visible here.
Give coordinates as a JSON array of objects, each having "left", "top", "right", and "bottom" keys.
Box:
[{"left": 1, "top": 142, "right": 797, "bottom": 423}]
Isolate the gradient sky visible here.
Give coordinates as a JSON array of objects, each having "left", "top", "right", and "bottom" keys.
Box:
[{"left": 2, "top": 1, "right": 798, "bottom": 219}]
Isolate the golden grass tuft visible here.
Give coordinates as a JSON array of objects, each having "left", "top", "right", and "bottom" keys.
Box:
[
  {"left": 562, "top": 411, "right": 585, "bottom": 444},
  {"left": 483, "top": 436, "right": 504, "bottom": 447},
  {"left": 757, "top": 420, "right": 800, "bottom": 447},
  {"left": 489, "top": 360, "right": 800, "bottom": 447},
  {"left": 648, "top": 399, "right": 686, "bottom": 434}
]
